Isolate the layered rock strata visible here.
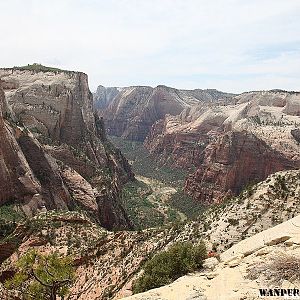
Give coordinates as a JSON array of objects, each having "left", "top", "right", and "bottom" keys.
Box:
[
  {"left": 0, "top": 67, "right": 134, "bottom": 229},
  {"left": 95, "top": 85, "right": 234, "bottom": 141}
]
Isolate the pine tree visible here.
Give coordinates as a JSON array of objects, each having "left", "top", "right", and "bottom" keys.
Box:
[{"left": 5, "top": 250, "right": 75, "bottom": 300}]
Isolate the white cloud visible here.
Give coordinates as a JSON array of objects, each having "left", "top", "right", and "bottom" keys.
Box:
[{"left": 0, "top": 0, "right": 300, "bottom": 92}]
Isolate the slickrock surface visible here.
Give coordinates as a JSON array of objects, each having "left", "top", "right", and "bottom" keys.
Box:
[{"left": 123, "top": 214, "right": 300, "bottom": 300}]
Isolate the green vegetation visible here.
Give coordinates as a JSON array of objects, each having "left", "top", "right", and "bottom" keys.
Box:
[
  {"left": 122, "top": 180, "right": 181, "bottom": 229},
  {"left": 5, "top": 250, "right": 75, "bottom": 300},
  {"left": 0, "top": 205, "right": 25, "bottom": 240},
  {"left": 132, "top": 241, "right": 207, "bottom": 293},
  {"left": 169, "top": 189, "right": 205, "bottom": 219},
  {"left": 227, "top": 218, "right": 239, "bottom": 226},
  {"left": 110, "top": 136, "right": 203, "bottom": 221},
  {"left": 109, "top": 136, "right": 188, "bottom": 185},
  {"left": 4, "top": 63, "right": 74, "bottom": 74}
]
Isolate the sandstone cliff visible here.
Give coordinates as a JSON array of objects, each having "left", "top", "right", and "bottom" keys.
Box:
[
  {"left": 0, "top": 83, "right": 44, "bottom": 211},
  {"left": 145, "top": 90, "right": 300, "bottom": 204},
  {"left": 184, "top": 131, "right": 295, "bottom": 204},
  {"left": 93, "top": 85, "right": 121, "bottom": 109},
  {"left": 0, "top": 66, "right": 134, "bottom": 230},
  {"left": 95, "top": 85, "right": 234, "bottom": 141}
]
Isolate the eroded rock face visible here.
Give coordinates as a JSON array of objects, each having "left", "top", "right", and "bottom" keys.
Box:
[
  {"left": 0, "top": 83, "right": 43, "bottom": 210},
  {"left": 93, "top": 85, "right": 120, "bottom": 110},
  {"left": 145, "top": 90, "right": 300, "bottom": 204},
  {"left": 145, "top": 116, "right": 209, "bottom": 168},
  {"left": 0, "top": 68, "right": 134, "bottom": 230},
  {"left": 184, "top": 131, "right": 296, "bottom": 204},
  {"left": 0, "top": 69, "right": 97, "bottom": 146},
  {"left": 95, "top": 85, "right": 234, "bottom": 141}
]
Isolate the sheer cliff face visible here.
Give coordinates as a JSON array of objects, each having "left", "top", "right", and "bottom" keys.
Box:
[
  {"left": 184, "top": 131, "right": 296, "bottom": 204},
  {"left": 0, "top": 69, "right": 95, "bottom": 146},
  {"left": 93, "top": 85, "right": 120, "bottom": 110},
  {"left": 0, "top": 84, "right": 38, "bottom": 208},
  {"left": 0, "top": 83, "right": 70, "bottom": 215},
  {"left": 94, "top": 85, "right": 234, "bottom": 141},
  {"left": 145, "top": 90, "right": 300, "bottom": 204},
  {"left": 0, "top": 70, "right": 134, "bottom": 230}
]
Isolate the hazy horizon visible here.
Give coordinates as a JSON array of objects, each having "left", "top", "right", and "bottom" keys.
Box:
[{"left": 1, "top": 0, "right": 300, "bottom": 93}]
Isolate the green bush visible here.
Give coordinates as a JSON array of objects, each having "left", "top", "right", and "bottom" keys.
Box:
[
  {"left": 5, "top": 250, "right": 75, "bottom": 300},
  {"left": 133, "top": 241, "right": 207, "bottom": 294}
]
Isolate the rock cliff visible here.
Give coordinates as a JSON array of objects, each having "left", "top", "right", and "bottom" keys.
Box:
[
  {"left": 0, "top": 82, "right": 45, "bottom": 212},
  {"left": 95, "top": 85, "right": 234, "bottom": 141},
  {"left": 184, "top": 131, "right": 296, "bottom": 204},
  {"left": 93, "top": 85, "right": 121, "bottom": 110},
  {"left": 145, "top": 90, "right": 300, "bottom": 204},
  {"left": 0, "top": 66, "right": 134, "bottom": 229}
]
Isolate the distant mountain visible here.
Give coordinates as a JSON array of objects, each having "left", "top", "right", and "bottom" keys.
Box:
[
  {"left": 145, "top": 90, "right": 300, "bottom": 204},
  {"left": 93, "top": 85, "right": 234, "bottom": 141}
]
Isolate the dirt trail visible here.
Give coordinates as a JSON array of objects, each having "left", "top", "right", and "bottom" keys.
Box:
[{"left": 136, "top": 175, "right": 187, "bottom": 222}]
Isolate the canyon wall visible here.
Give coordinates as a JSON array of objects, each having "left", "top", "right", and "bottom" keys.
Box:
[
  {"left": 145, "top": 90, "right": 300, "bottom": 204},
  {"left": 95, "top": 85, "right": 234, "bottom": 141},
  {"left": 0, "top": 67, "right": 134, "bottom": 229}
]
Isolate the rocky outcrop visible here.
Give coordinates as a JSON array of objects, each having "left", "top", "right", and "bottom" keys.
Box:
[
  {"left": 0, "top": 67, "right": 134, "bottom": 230},
  {"left": 203, "top": 170, "right": 300, "bottom": 251},
  {"left": 95, "top": 85, "right": 234, "bottom": 141},
  {"left": 145, "top": 90, "right": 300, "bottom": 204},
  {"left": 184, "top": 131, "right": 297, "bottom": 204},
  {"left": 0, "top": 210, "right": 178, "bottom": 300},
  {"left": 0, "top": 83, "right": 45, "bottom": 211},
  {"left": 123, "top": 214, "right": 300, "bottom": 300},
  {"left": 1, "top": 170, "right": 299, "bottom": 299},
  {"left": 93, "top": 85, "right": 120, "bottom": 109}
]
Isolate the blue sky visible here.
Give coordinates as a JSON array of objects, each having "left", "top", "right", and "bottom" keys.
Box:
[{"left": 1, "top": 0, "right": 300, "bottom": 93}]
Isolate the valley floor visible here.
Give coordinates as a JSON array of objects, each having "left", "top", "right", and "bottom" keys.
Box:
[{"left": 136, "top": 175, "right": 187, "bottom": 222}]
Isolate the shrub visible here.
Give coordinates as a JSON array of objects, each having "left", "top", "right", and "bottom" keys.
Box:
[
  {"left": 227, "top": 218, "right": 239, "bottom": 226},
  {"left": 247, "top": 252, "right": 300, "bottom": 284},
  {"left": 5, "top": 250, "right": 75, "bottom": 300},
  {"left": 133, "top": 241, "right": 207, "bottom": 293}
]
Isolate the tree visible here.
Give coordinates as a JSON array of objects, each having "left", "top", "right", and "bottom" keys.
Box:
[
  {"left": 133, "top": 241, "right": 207, "bottom": 294},
  {"left": 5, "top": 250, "right": 75, "bottom": 300}
]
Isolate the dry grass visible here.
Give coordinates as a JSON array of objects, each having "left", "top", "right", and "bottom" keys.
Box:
[{"left": 247, "top": 252, "right": 300, "bottom": 285}]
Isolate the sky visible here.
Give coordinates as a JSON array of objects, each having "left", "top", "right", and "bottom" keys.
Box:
[{"left": 1, "top": 0, "right": 300, "bottom": 93}]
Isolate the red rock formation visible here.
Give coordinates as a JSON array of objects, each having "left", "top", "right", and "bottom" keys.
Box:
[
  {"left": 145, "top": 90, "right": 300, "bottom": 204},
  {"left": 184, "top": 131, "right": 297, "bottom": 204},
  {"left": 97, "top": 85, "right": 233, "bottom": 141},
  {"left": 0, "top": 67, "right": 134, "bottom": 230},
  {"left": 145, "top": 117, "right": 209, "bottom": 168},
  {"left": 0, "top": 83, "right": 43, "bottom": 209}
]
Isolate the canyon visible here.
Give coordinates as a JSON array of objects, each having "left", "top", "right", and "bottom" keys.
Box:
[
  {"left": 94, "top": 85, "right": 234, "bottom": 141},
  {"left": 0, "top": 65, "right": 299, "bottom": 300},
  {"left": 97, "top": 86, "right": 300, "bottom": 205}
]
